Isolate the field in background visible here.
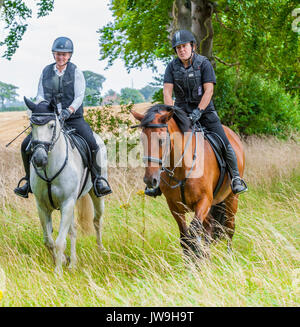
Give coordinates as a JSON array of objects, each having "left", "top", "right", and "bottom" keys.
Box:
[
  {"left": 0, "top": 105, "right": 299, "bottom": 306},
  {"left": 0, "top": 103, "right": 150, "bottom": 148}
]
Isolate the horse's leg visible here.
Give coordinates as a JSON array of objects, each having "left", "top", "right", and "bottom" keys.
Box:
[
  {"left": 37, "top": 204, "right": 55, "bottom": 263},
  {"left": 89, "top": 189, "right": 105, "bottom": 251},
  {"left": 224, "top": 193, "right": 238, "bottom": 254},
  {"left": 55, "top": 198, "right": 76, "bottom": 275},
  {"left": 166, "top": 201, "right": 189, "bottom": 255},
  {"left": 188, "top": 196, "right": 213, "bottom": 259},
  {"left": 68, "top": 215, "right": 77, "bottom": 269}
]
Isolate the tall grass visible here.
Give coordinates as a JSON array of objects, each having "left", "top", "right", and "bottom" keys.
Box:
[{"left": 0, "top": 135, "right": 299, "bottom": 306}]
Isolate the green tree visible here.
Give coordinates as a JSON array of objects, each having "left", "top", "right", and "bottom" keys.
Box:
[
  {"left": 103, "top": 89, "right": 121, "bottom": 105},
  {"left": 0, "top": 81, "right": 18, "bottom": 109},
  {"left": 139, "top": 85, "right": 160, "bottom": 102},
  {"left": 0, "top": 0, "right": 55, "bottom": 59},
  {"left": 105, "top": 89, "right": 118, "bottom": 97},
  {"left": 98, "top": 0, "right": 299, "bottom": 92},
  {"left": 83, "top": 70, "right": 106, "bottom": 106},
  {"left": 120, "top": 88, "right": 145, "bottom": 104}
]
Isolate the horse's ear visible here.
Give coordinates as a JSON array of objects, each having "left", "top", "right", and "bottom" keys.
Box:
[
  {"left": 159, "top": 110, "right": 174, "bottom": 124},
  {"left": 24, "top": 96, "right": 36, "bottom": 111},
  {"left": 131, "top": 110, "right": 144, "bottom": 122}
]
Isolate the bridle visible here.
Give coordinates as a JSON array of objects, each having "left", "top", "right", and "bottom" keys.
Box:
[
  {"left": 30, "top": 113, "right": 69, "bottom": 210},
  {"left": 131, "top": 123, "right": 170, "bottom": 166},
  {"left": 132, "top": 118, "right": 199, "bottom": 204},
  {"left": 30, "top": 113, "right": 61, "bottom": 154}
]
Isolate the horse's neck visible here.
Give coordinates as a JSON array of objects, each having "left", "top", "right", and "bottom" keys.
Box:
[
  {"left": 169, "top": 124, "right": 201, "bottom": 176},
  {"left": 169, "top": 123, "right": 186, "bottom": 172}
]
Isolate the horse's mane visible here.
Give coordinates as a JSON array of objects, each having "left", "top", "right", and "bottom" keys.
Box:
[{"left": 141, "top": 104, "right": 191, "bottom": 133}]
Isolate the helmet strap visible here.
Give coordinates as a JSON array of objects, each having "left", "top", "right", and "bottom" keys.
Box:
[{"left": 188, "top": 42, "right": 194, "bottom": 66}]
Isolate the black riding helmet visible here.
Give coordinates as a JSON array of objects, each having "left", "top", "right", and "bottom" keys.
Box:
[
  {"left": 172, "top": 30, "right": 196, "bottom": 50},
  {"left": 52, "top": 37, "right": 74, "bottom": 53},
  {"left": 51, "top": 37, "right": 73, "bottom": 63}
]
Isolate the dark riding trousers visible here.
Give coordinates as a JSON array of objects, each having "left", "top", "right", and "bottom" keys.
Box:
[
  {"left": 64, "top": 117, "right": 98, "bottom": 151},
  {"left": 198, "top": 110, "right": 230, "bottom": 147}
]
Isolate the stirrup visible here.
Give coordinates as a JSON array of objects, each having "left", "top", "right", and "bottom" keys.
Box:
[
  {"left": 93, "top": 176, "right": 112, "bottom": 197},
  {"left": 14, "top": 177, "right": 31, "bottom": 198},
  {"left": 231, "top": 177, "right": 248, "bottom": 194}
]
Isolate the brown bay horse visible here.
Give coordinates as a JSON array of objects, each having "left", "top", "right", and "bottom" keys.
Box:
[{"left": 132, "top": 104, "right": 246, "bottom": 259}]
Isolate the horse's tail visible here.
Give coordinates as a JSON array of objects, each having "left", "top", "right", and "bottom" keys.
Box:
[{"left": 76, "top": 194, "right": 95, "bottom": 235}]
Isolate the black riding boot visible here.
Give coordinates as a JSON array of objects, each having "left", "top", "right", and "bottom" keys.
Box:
[
  {"left": 144, "top": 187, "right": 162, "bottom": 197},
  {"left": 14, "top": 150, "right": 32, "bottom": 198},
  {"left": 225, "top": 144, "right": 248, "bottom": 194},
  {"left": 91, "top": 148, "right": 112, "bottom": 197}
]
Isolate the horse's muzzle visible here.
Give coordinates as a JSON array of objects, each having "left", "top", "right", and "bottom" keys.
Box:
[
  {"left": 143, "top": 174, "right": 160, "bottom": 189},
  {"left": 32, "top": 147, "right": 48, "bottom": 168}
]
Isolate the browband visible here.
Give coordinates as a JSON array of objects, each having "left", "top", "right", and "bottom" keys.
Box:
[{"left": 30, "top": 113, "right": 56, "bottom": 126}]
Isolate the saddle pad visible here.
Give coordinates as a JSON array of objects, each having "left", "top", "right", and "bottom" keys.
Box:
[{"left": 203, "top": 130, "right": 227, "bottom": 197}]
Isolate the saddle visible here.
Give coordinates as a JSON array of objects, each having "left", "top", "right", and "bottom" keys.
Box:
[
  {"left": 199, "top": 126, "right": 227, "bottom": 197},
  {"left": 63, "top": 127, "right": 92, "bottom": 199},
  {"left": 63, "top": 127, "right": 92, "bottom": 169}
]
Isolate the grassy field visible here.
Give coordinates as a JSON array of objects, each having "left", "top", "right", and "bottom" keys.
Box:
[{"left": 0, "top": 135, "right": 299, "bottom": 307}]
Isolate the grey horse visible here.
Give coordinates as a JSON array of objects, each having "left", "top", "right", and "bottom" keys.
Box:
[{"left": 24, "top": 98, "right": 108, "bottom": 275}]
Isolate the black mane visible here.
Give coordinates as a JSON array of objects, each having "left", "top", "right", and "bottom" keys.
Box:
[{"left": 141, "top": 104, "right": 191, "bottom": 132}]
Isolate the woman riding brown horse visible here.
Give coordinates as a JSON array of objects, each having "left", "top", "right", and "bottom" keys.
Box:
[{"left": 132, "top": 104, "right": 246, "bottom": 258}]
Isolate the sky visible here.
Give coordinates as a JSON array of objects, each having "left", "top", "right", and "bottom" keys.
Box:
[{"left": 0, "top": 0, "right": 165, "bottom": 101}]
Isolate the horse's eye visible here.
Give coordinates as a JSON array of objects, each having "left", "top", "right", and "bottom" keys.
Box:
[{"left": 48, "top": 123, "right": 54, "bottom": 129}]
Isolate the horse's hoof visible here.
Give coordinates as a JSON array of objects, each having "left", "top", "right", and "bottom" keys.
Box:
[
  {"left": 62, "top": 254, "right": 70, "bottom": 266},
  {"left": 97, "top": 243, "right": 106, "bottom": 252},
  {"left": 54, "top": 266, "right": 63, "bottom": 277},
  {"left": 68, "top": 262, "right": 77, "bottom": 270}
]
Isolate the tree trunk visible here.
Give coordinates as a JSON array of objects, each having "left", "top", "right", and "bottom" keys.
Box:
[
  {"left": 191, "top": 0, "right": 215, "bottom": 65},
  {"left": 168, "top": 0, "right": 216, "bottom": 67},
  {"left": 168, "top": 0, "right": 192, "bottom": 37}
]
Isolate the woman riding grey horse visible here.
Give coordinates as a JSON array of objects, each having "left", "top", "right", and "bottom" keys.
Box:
[
  {"left": 145, "top": 30, "right": 247, "bottom": 197},
  {"left": 14, "top": 36, "right": 112, "bottom": 198},
  {"left": 23, "top": 98, "right": 108, "bottom": 274}
]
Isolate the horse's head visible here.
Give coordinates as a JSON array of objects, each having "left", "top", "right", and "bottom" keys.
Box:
[
  {"left": 131, "top": 104, "right": 175, "bottom": 189},
  {"left": 24, "top": 97, "right": 60, "bottom": 169}
]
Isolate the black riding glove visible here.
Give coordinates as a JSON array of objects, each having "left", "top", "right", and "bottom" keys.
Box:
[
  {"left": 190, "top": 108, "right": 203, "bottom": 125},
  {"left": 60, "top": 108, "right": 72, "bottom": 122}
]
